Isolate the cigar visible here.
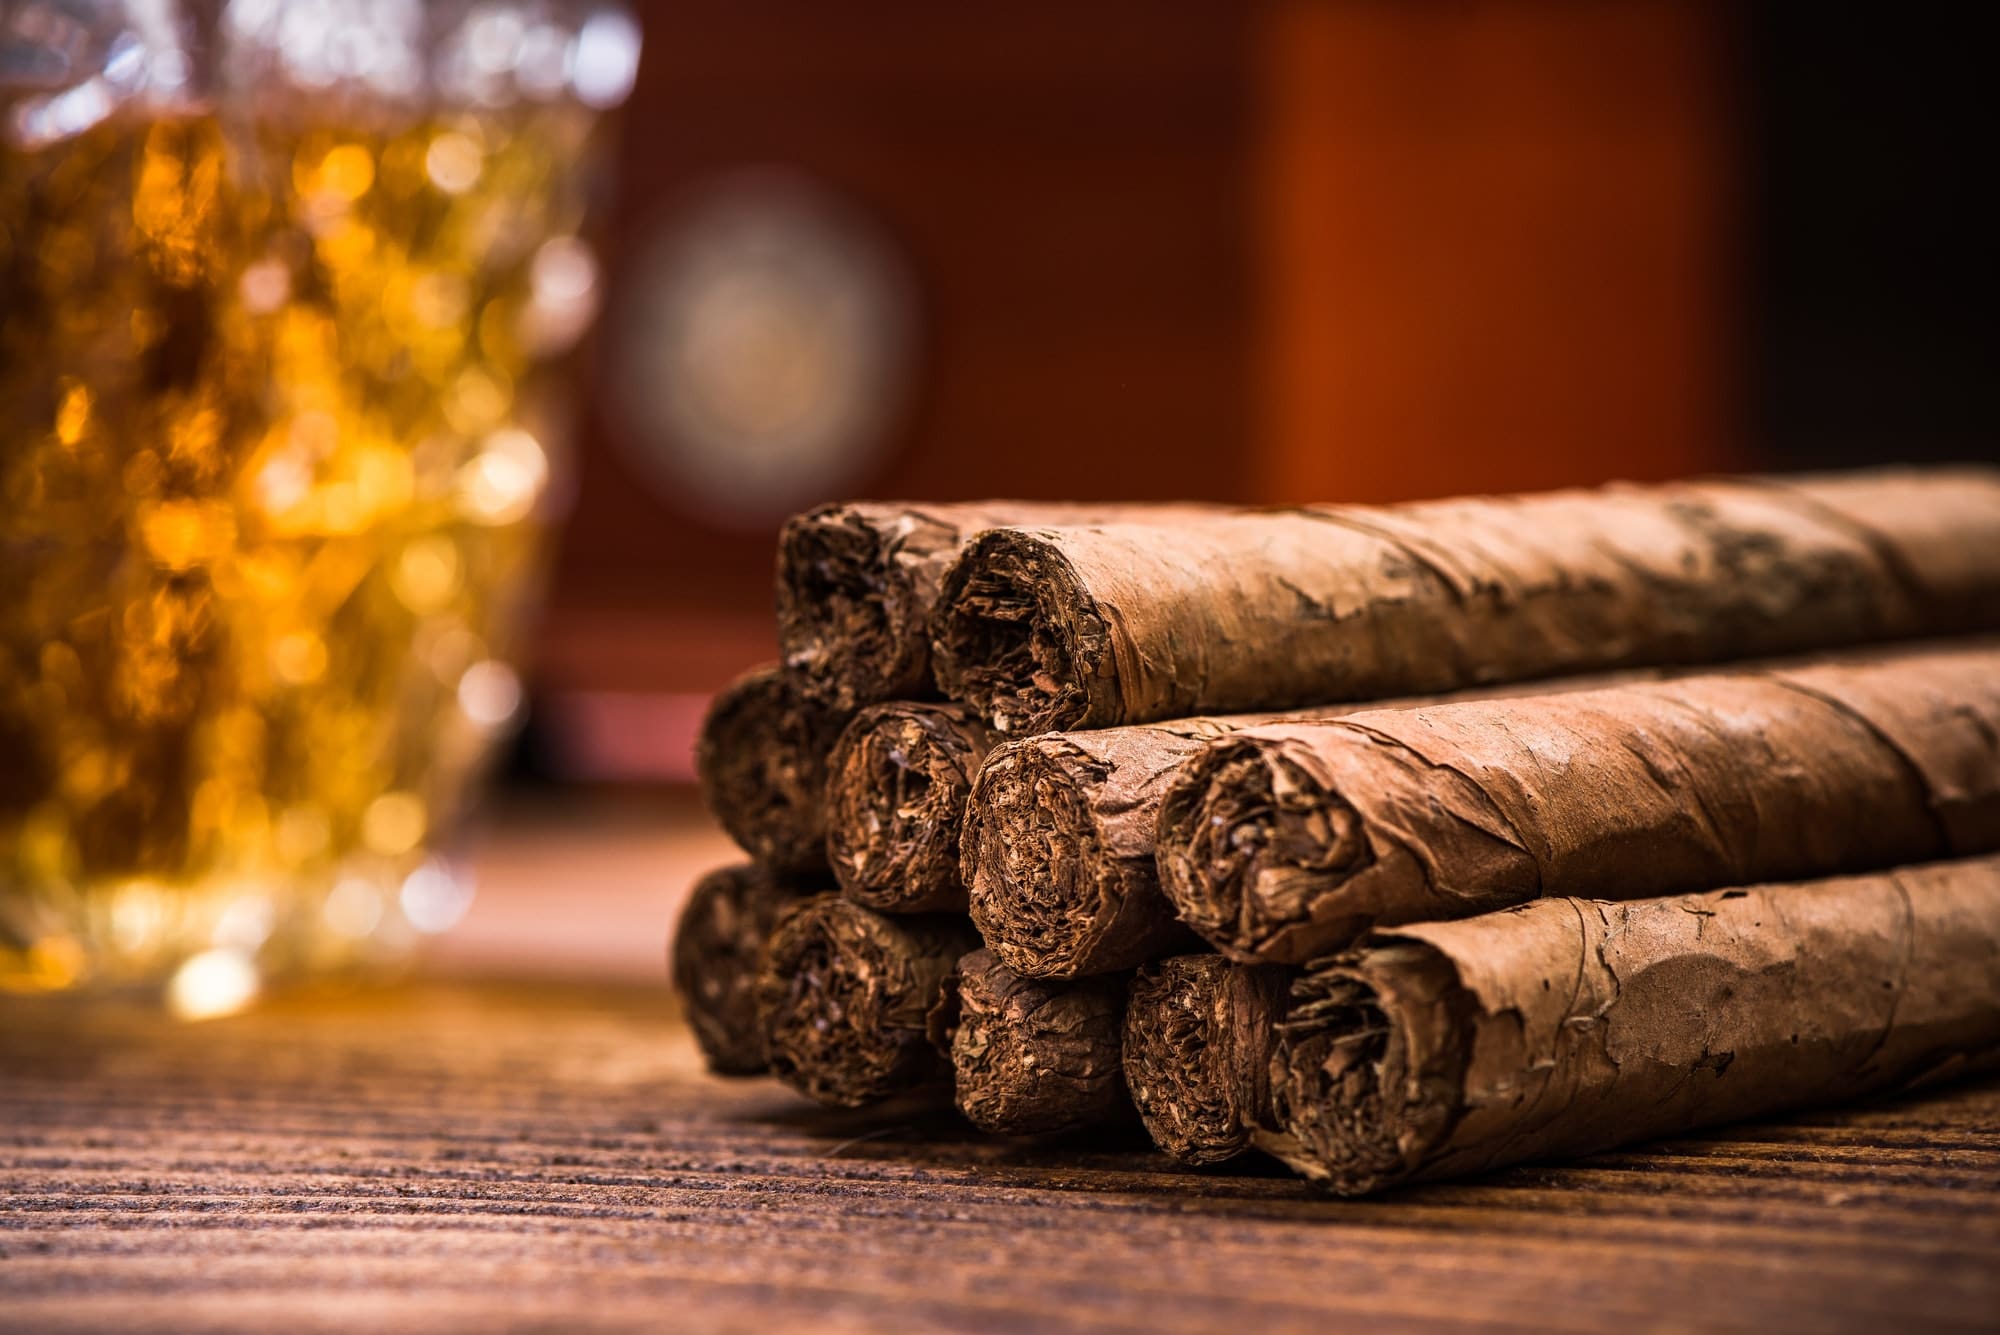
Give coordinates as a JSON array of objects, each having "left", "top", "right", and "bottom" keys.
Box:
[
  {"left": 754, "top": 893, "right": 978, "bottom": 1108},
  {"left": 825, "top": 701, "right": 1000, "bottom": 912},
  {"left": 962, "top": 674, "right": 1651, "bottom": 979},
  {"left": 1262, "top": 858, "right": 2000, "bottom": 1195},
  {"left": 695, "top": 664, "right": 849, "bottom": 874},
  {"left": 777, "top": 502, "right": 1207, "bottom": 711},
  {"left": 929, "top": 468, "right": 2000, "bottom": 733},
  {"left": 669, "top": 864, "right": 819, "bottom": 1075},
  {"left": 962, "top": 716, "right": 1290, "bottom": 977},
  {"left": 1157, "top": 640, "right": 2000, "bottom": 964},
  {"left": 944, "top": 948, "right": 1129, "bottom": 1136},
  {"left": 1122, "top": 956, "right": 1291, "bottom": 1165}
]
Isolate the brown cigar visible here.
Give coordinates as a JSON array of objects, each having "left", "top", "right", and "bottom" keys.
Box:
[
  {"left": 963, "top": 672, "right": 1654, "bottom": 978},
  {"left": 1123, "top": 955, "right": 1291, "bottom": 1164},
  {"left": 825, "top": 701, "right": 1000, "bottom": 912},
  {"left": 695, "top": 664, "right": 849, "bottom": 874},
  {"left": 1263, "top": 858, "right": 2000, "bottom": 1194},
  {"left": 930, "top": 468, "right": 2000, "bottom": 734},
  {"left": 960, "top": 718, "right": 1270, "bottom": 977},
  {"left": 1157, "top": 640, "right": 2000, "bottom": 964},
  {"left": 945, "top": 948, "right": 1129, "bottom": 1136},
  {"left": 754, "top": 894, "right": 978, "bottom": 1109},
  {"left": 670, "top": 864, "right": 821, "bottom": 1075},
  {"left": 777, "top": 501, "right": 1215, "bottom": 711}
]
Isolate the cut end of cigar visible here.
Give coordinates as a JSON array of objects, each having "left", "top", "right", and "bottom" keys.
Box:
[
  {"left": 1264, "top": 943, "right": 1466, "bottom": 1195},
  {"left": 1123, "top": 956, "right": 1285, "bottom": 1164},
  {"left": 951, "top": 948, "right": 1129, "bottom": 1136},
  {"left": 754, "top": 894, "right": 974, "bottom": 1109},
  {"left": 1156, "top": 736, "right": 1371, "bottom": 962},
  {"left": 696, "top": 666, "right": 841, "bottom": 874},
  {"left": 964, "top": 740, "right": 1132, "bottom": 978},
  {"left": 776, "top": 506, "right": 926, "bottom": 710},
  {"left": 670, "top": 865, "right": 807, "bottom": 1076},
  {"left": 931, "top": 528, "right": 1111, "bottom": 734},
  {"left": 826, "top": 703, "right": 993, "bottom": 913}
]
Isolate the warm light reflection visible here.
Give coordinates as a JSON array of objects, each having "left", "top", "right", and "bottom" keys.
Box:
[
  {"left": 457, "top": 659, "right": 524, "bottom": 729},
  {"left": 212, "top": 893, "right": 274, "bottom": 950},
  {"left": 455, "top": 427, "right": 549, "bottom": 525},
  {"left": 323, "top": 876, "right": 385, "bottom": 939},
  {"left": 424, "top": 130, "right": 483, "bottom": 194},
  {"left": 363, "top": 792, "right": 429, "bottom": 857},
  {"left": 166, "top": 947, "right": 260, "bottom": 1020},
  {"left": 400, "top": 859, "right": 473, "bottom": 934}
]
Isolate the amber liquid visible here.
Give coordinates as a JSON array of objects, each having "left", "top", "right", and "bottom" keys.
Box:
[{"left": 0, "top": 105, "right": 597, "bottom": 999}]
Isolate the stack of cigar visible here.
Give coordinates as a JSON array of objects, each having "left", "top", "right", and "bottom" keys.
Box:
[{"left": 672, "top": 469, "right": 2000, "bottom": 1195}]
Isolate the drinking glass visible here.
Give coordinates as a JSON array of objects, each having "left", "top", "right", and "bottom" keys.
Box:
[{"left": 0, "top": 0, "right": 639, "bottom": 1012}]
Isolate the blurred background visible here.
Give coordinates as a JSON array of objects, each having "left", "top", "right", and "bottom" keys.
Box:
[
  {"left": 520, "top": 0, "right": 1997, "bottom": 801},
  {"left": 10, "top": 1, "right": 1987, "bottom": 988}
]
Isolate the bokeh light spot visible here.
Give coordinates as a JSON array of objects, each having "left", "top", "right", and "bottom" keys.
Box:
[
  {"left": 362, "top": 791, "right": 428, "bottom": 856},
  {"left": 167, "top": 948, "right": 259, "bottom": 1021}
]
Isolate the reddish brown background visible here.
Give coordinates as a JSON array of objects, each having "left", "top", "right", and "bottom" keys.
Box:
[{"left": 527, "top": 0, "right": 1992, "bottom": 762}]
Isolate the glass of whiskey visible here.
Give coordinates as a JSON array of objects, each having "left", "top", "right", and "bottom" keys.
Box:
[{"left": 0, "top": 0, "right": 639, "bottom": 1011}]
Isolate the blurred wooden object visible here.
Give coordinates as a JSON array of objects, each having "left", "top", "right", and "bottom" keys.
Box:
[{"left": 1256, "top": 0, "right": 1736, "bottom": 502}]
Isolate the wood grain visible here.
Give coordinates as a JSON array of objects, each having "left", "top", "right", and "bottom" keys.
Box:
[{"left": 4, "top": 980, "right": 1998, "bottom": 1333}]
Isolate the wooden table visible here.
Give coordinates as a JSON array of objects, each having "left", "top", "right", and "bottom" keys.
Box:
[
  {"left": 6, "top": 974, "right": 1999, "bottom": 1334},
  {"left": 8, "top": 800, "right": 2000, "bottom": 1332}
]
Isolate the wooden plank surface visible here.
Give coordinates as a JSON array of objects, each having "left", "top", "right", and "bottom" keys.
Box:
[{"left": 5, "top": 978, "right": 1998, "bottom": 1334}]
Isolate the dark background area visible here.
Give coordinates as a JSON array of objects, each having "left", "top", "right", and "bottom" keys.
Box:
[
  {"left": 1745, "top": 5, "right": 1996, "bottom": 470},
  {"left": 518, "top": 1, "right": 1996, "bottom": 782}
]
